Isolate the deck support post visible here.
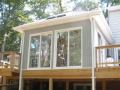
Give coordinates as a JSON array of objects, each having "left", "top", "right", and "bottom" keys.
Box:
[
  {"left": 2, "top": 76, "right": 6, "bottom": 90},
  {"left": 66, "top": 80, "right": 69, "bottom": 90},
  {"left": 102, "top": 80, "right": 106, "bottom": 90},
  {"left": 26, "top": 80, "right": 29, "bottom": 90},
  {"left": 10, "top": 52, "right": 15, "bottom": 70},
  {"left": 49, "top": 78, "right": 53, "bottom": 90}
]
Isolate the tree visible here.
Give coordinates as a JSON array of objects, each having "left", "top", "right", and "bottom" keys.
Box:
[
  {"left": 100, "top": 0, "right": 120, "bottom": 17},
  {"left": 49, "top": 0, "right": 65, "bottom": 14},
  {"left": 0, "top": 0, "right": 66, "bottom": 52},
  {"left": 70, "top": 0, "right": 99, "bottom": 11},
  {"left": 26, "top": 0, "right": 50, "bottom": 20},
  {"left": 26, "top": 0, "right": 65, "bottom": 20},
  {"left": 0, "top": 0, "right": 30, "bottom": 52},
  {"left": 101, "top": 0, "right": 120, "bottom": 7}
]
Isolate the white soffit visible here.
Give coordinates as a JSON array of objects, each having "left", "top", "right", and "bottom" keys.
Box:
[{"left": 94, "top": 13, "right": 113, "bottom": 43}]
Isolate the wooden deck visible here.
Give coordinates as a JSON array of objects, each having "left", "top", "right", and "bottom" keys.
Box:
[
  {"left": 0, "top": 68, "right": 12, "bottom": 76},
  {"left": 23, "top": 69, "right": 92, "bottom": 79},
  {"left": 96, "top": 67, "right": 120, "bottom": 79},
  {"left": 0, "top": 51, "right": 20, "bottom": 76},
  {"left": 95, "top": 44, "right": 120, "bottom": 79},
  {"left": 22, "top": 67, "right": 120, "bottom": 79}
]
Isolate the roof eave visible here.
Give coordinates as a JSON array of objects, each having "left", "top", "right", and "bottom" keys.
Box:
[
  {"left": 13, "top": 10, "right": 101, "bottom": 33},
  {"left": 94, "top": 13, "right": 114, "bottom": 44}
]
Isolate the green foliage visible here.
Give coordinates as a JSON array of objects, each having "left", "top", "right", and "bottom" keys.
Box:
[
  {"left": 49, "top": 0, "right": 65, "bottom": 14},
  {"left": 26, "top": 0, "right": 50, "bottom": 19},
  {"left": 0, "top": 0, "right": 65, "bottom": 52},
  {"left": 78, "top": 0, "right": 98, "bottom": 11},
  {"left": 26, "top": 0, "right": 65, "bottom": 19},
  {"left": 101, "top": 0, "right": 120, "bottom": 6},
  {"left": 101, "top": 0, "right": 120, "bottom": 17},
  {"left": 0, "top": 0, "right": 29, "bottom": 52},
  {"left": 72, "top": 0, "right": 99, "bottom": 11}
]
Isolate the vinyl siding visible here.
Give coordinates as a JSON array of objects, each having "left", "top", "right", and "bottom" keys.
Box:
[
  {"left": 22, "top": 19, "right": 92, "bottom": 69},
  {"left": 109, "top": 11, "right": 120, "bottom": 44}
]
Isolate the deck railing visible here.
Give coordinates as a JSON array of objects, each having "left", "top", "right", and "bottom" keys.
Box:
[
  {"left": 0, "top": 51, "right": 20, "bottom": 70},
  {"left": 96, "top": 44, "right": 120, "bottom": 68}
]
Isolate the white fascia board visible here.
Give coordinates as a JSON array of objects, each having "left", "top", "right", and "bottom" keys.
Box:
[
  {"left": 94, "top": 13, "right": 114, "bottom": 44},
  {"left": 13, "top": 10, "right": 101, "bottom": 33}
]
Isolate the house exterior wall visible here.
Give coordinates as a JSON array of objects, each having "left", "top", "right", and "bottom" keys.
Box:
[
  {"left": 94, "top": 21, "right": 109, "bottom": 46},
  {"left": 94, "top": 22, "right": 110, "bottom": 66},
  {"left": 22, "top": 19, "right": 92, "bottom": 69},
  {"left": 108, "top": 10, "right": 120, "bottom": 44}
]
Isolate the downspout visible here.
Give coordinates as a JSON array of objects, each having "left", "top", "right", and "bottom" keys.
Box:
[
  {"left": 90, "top": 17, "right": 96, "bottom": 90},
  {"left": 19, "top": 32, "right": 24, "bottom": 90}
]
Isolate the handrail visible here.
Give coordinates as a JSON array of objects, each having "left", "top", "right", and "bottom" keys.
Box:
[
  {"left": 0, "top": 83, "right": 18, "bottom": 86},
  {"left": 0, "top": 51, "right": 16, "bottom": 54},
  {"left": 0, "top": 51, "right": 20, "bottom": 70},
  {"left": 96, "top": 44, "right": 120, "bottom": 68},
  {"left": 96, "top": 44, "right": 120, "bottom": 49},
  {"left": 97, "top": 61, "right": 120, "bottom": 64}
]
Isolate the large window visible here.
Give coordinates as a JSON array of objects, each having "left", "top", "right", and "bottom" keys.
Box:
[
  {"left": 28, "top": 28, "right": 81, "bottom": 69},
  {"left": 55, "top": 29, "right": 81, "bottom": 67},
  {"left": 29, "top": 32, "right": 52, "bottom": 68}
]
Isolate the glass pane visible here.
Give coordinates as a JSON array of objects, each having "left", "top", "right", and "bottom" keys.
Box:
[
  {"left": 85, "top": 86, "right": 91, "bottom": 90},
  {"left": 53, "top": 81, "right": 66, "bottom": 90},
  {"left": 69, "top": 30, "right": 81, "bottom": 66},
  {"left": 76, "top": 86, "right": 84, "bottom": 90},
  {"left": 29, "top": 55, "right": 39, "bottom": 67},
  {"left": 56, "top": 32, "right": 68, "bottom": 67},
  {"left": 29, "top": 36, "right": 40, "bottom": 68},
  {"left": 40, "top": 34, "right": 52, "bottom": 67}
]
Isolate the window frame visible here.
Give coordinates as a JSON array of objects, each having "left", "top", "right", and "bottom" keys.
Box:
[
  {"left": 27, "top": 27, "right": 83, "bottom": 70},
  {"left": 53, "top": 27, "right": 83, "bottom": 69},
  {"left": 27, "top": 31, "right": 53, "bottom": 70}
]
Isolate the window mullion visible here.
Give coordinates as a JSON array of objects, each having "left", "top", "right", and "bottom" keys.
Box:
[
  {"left": 50, "top": 33, "right": 53, "bottom": 68},
  {"left": 54, "top": 31, "right": 57, "bottom": 68},
  {"left": 39, "top": 35, "right": 41, "bottom": 68},
  {"left": 67, "top": 31, "right": 70, "bottom": 67},
  {"left": 28, "top": 36, "right": 31, "bottom": 68}
]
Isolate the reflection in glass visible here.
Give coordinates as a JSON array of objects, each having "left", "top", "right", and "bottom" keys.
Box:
[
  {"left": 41, "top": 34, "right": 51, "bottom": 67},
  {"left": 69, "top": 30, "right": 81, "bottom": 66},
  {"left": 56, "top": 32, "right": 68, "bottom": 67},
  {"left": 29, "top": 36, "right": 40, "bottom": 67}
]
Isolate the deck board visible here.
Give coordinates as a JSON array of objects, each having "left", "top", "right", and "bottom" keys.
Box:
[
  {"left": 0, "top": 68, "right": 12, "bottom": 76},
  {"left": 23, "top": 69, "right": 92, "bottom": 79},
  {"left": 23, "top": 67, "right": 120, "bottom": 79}
]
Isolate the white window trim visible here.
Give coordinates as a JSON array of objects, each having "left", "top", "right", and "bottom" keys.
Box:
[
  {"left": 27, "top": 27, "right": 83, "bottom": 70},
  {"left": 53, "top": 27, "right": 83, "bottom": 69},
  {"left": 27, "top": 31, "right": 53, "bottom": 70}
]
